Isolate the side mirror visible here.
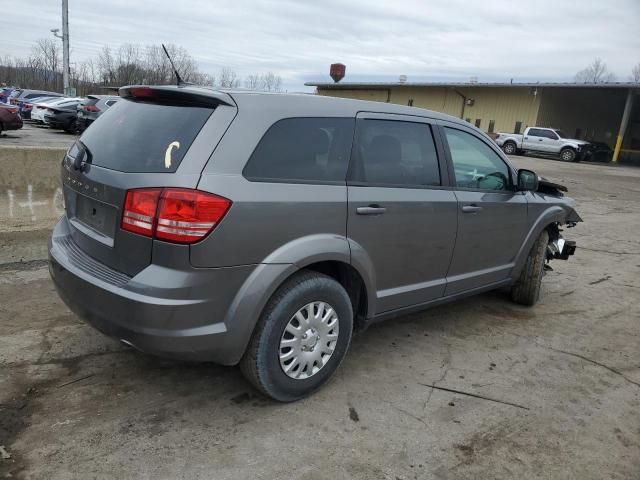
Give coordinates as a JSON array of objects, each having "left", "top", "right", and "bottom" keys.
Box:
[{"left": 517, "top": 169, "right": 539, "bottom": 191}]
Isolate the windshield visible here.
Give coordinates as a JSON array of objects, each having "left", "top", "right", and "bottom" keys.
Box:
[
  {"left": 80, "top": 99, "right": 213, "bottom": 173},
  {"left": 554, "top": 130, "right": 568, "bottom": 139}
]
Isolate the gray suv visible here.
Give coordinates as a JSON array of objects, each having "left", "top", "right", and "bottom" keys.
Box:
[{"left": 49, "top": 85, "right": 581, "bottom": 401}]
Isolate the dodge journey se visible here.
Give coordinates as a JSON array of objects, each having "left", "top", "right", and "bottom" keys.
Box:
[{"left": 49, "top": 85, "right": 580, "bottom": 401}]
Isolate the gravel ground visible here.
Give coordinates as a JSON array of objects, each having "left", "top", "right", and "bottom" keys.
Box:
[{"left": 0, "top": 155, "right": 638, "bottom": 479}]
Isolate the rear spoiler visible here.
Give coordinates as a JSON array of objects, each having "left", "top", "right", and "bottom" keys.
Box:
[{"left": 119, "top": 85, "right": 235, "bottom": 108}]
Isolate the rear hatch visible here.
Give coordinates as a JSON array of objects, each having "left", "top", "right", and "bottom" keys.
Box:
[{"left": 61, "top": 86, "right": 237, "bottom": 275}]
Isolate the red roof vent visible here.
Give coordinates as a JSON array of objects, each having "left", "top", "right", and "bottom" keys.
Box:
[{"left": 330, "top": 63, "right": 346, "bottom": 83}]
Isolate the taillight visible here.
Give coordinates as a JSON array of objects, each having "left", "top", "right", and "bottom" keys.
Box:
[
  {"left": 84, "top": 105, "right": 99, "bottom": 112},
  {"left": 122, "top": 188, "right": 162, "bottom": 236},
  {"left": 121, "top": 188, "right": 231, "bottom": 244},
  {"left": 7, "top": 108, "right": 18, "bottom": 114},
  {"left": 23, "top": 103, "right": 32, "bottom": 109}
]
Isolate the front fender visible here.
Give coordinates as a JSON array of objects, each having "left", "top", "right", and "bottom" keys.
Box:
[{"left": 512, "top": 205, "right": 566, "bottom": 279}]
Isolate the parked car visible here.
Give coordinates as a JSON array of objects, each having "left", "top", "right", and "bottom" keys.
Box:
[
  {"left": 495, "top": 127, "right": 590, "bottom": 162},
  {"left": 9, "top": 89, "right": 63, "bottom": 108},
  {"left": 49, "top": 86, "right": 581, "bottom": 401},
  {"left": 77, "top": 95, "right": 119, "bottom": 132},
  {"left": 1, "top": 87, "right": 15, "bottom": 104},
  {"left": 0, "top": 104, "right": 23, "bottom": 134},
  {"left": 20, "top": 95, "right": 60, "bottom": 120},
  {"left": 32, "top": 97, "right": 82, "bottom": 124},
  {"left": 43, "top": 100, "right": 82, "bottom": 132}
]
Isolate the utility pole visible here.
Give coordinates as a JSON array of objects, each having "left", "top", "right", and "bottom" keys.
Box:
[{"left": 52, "top": 0, "right": 71, "bottom": 95}]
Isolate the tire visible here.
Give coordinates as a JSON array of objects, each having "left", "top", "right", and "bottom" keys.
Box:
[
  {"left": 65, "top": 119, "right": 79, "bottom": 134},
  {"left": 240, "top": 270, "right": 353, "bottom": 402},
  {"left": 503, "top": 141, "right": 517, "bottom": 155},
  {"left": 560, "top": 148, "right": 576, "bottom": 162},
  {"left": 511, "top": 230, "right": 549, "bottom": 306}
]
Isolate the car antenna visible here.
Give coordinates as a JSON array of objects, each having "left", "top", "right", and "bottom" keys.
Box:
[{"left": 162, "top": 44, "right": 190, "bottom": 86}]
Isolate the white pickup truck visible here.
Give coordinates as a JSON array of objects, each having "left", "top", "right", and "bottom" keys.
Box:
[{"left": 495, "top": 127, "right": 590, "bottom": 162}]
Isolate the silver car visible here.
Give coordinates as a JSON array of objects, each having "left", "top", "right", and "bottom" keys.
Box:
[{"left": 49, "top": 85, "right": 581, "bottom": 401}]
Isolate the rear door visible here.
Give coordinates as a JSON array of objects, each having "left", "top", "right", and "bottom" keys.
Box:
[
  {"left": 440, "top": 123, "right": 528, "bottom": 294},
  {"left": 61, "top": 89, "right": 236, "bottom": 275},
  {"left": 347, "top": 113, "right": 457, "bottom": 314}
]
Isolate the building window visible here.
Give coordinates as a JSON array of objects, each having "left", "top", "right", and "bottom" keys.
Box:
[
  {"left": 474, "top": 119, "right": 481, "bottom": 128},
  {"left": 488, "top": 120, "right": 495, "bottom": 133},
  {"left": 514, "top": 121, "right": 523, "bottom": 134}
]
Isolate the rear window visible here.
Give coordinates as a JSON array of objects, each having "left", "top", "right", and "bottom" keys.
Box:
[
  {"left": 243, "top": 118, "right": 354, "bottom": 184},
  {"left": 80, "top": 100, "right": 213, "bottom": 173}
]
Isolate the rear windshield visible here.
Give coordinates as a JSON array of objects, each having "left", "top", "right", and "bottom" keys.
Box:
[{"left": 80, "top": 99, "right": 213, "bottom": 173}]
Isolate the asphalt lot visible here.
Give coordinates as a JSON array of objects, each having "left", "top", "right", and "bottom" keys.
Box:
[
  {"left": 1, "top": 148, "right": 639, "bottom": 478},
  {"left": 0, "top": 122, "right": 78, "bottom": 148}
]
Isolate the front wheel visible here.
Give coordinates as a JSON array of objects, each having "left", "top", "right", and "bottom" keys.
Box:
[
  {"left": 511, "top": 230, "right": 549, "bottom": 306},
  {"left": 560, "top": 148, "right": 576, "bottom": 162},
  {"left": 240, "top": 271, "right": 353, "bottom": 402}
]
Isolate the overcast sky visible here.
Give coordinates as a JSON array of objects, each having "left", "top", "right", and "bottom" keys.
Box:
[{"left": 3, "top": 0, "right": 639, "bottom": 91}]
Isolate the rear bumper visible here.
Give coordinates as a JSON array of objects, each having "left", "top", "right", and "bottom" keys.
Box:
[
  {"left": 1, "top": 117, "right": 22, "bottom": 130},
  {"left": 48, "top": 216, "right": 258, "bottom": 364}
]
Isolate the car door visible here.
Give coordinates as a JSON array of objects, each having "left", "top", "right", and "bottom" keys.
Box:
[
  {"left": 440, "top": 123, "right": 528, "bottom": 295},
  {"left": 543, "top": 129, "right": 561, "bottom": 152},
  {"left": 347, "top": 113, "right": 458, "bottom": 314},
  {"left": 523, "top": 128, "right": 546, "bottom": 151}
]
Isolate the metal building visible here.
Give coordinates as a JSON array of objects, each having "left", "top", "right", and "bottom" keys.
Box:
[{"left": 305, "top": 81, "right": 640, "bottom": 164}]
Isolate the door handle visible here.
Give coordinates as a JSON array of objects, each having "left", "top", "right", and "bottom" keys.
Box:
[
  {"left": 538, "top": 138, "right": 544, "bottom": 141},
  {"left": 356, "top": 205, "right": 386, "bottom": 215},
  {"left": 461, "top": 204, "right": 482, "bottom": 213}
]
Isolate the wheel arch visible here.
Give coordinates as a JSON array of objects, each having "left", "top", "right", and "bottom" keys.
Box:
[
  {"left": 221, "top": 234, "right": 376, "bottom": 364},
  {"left": 512, "top": 206, "right": 566, "bottom": 279}
]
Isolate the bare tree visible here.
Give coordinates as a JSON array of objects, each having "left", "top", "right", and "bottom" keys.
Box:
[
  {"left": 218, "top": 67, "right": 240, "bottom": 88},
  {"left": 261, "top": 72, "right": 283, "bottom": 92},
  {"left": 243, "top": 72, "right": 283, "bottom": 91},
  {"left": 631, "top": 63, "right": 640, "bottom": 83},
  {"left": 575, "top": 58, "right": 616, "bottom": 83},
  {"left": 1, "top": 39, "right": 285, "bottom": 95},
  {"left": 244, "top": 73, "right": 261, "bottom": 90}
]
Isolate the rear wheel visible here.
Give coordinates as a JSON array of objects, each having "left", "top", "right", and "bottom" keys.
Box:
[
  {"left": 511, "top": 230, "right": 549, "bottom": 306},
  {"left": 240, "top": 271, "right": 353, "bottom": 402},
  {"left": 560, "top": 148, "right": 576, "bottom": 162},
  {"left": 503, "top": 141, "right": 517, "bottom": 155}
]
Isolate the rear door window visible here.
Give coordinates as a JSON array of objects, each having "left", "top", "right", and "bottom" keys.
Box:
[
  {"left": 79, "top": 99, "right": 213, "bottom": 173},
  {"left": 349, "top": 119, "right": 441, "bottom": 187},
  {"left": 243, "top": 118, "right": 354, "bottom": 184}
]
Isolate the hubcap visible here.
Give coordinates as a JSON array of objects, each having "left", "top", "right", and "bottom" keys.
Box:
[
  {"left": 562, "top": 151, "right": 572, "bottom": 161},
  {"left": 279, "top": 301, "right": 339, "bottom": 380}
]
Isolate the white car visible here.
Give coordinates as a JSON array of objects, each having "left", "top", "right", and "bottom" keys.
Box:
[
  {"left": 494, "top": 126, "right": 590, "bottom": 162},
  {"left": 31, "top": 97, "right": 82, "bottom": 124}
]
